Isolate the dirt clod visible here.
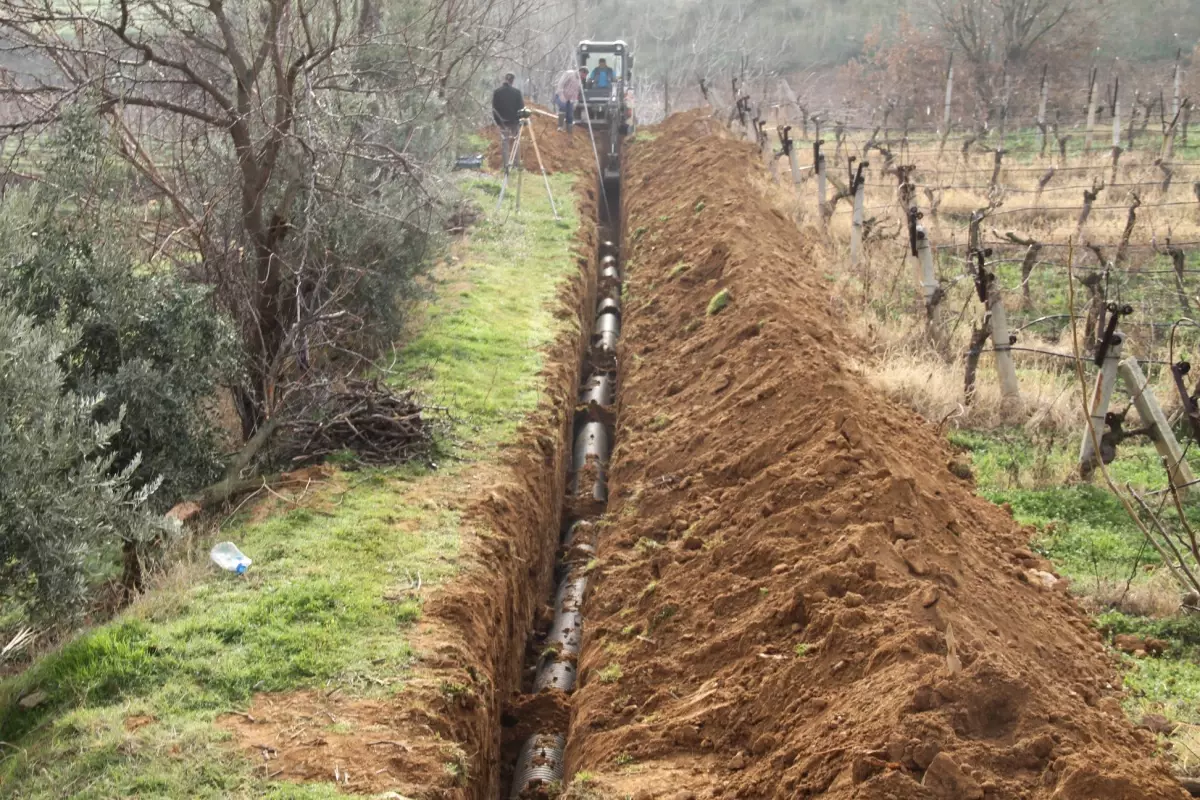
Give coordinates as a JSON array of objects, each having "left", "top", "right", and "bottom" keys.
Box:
[
  {"left": 1142, "top": 713, "right": 1179, "bottom": 736},
  {"left": 922, "top": 752, "right": 983, "bottom": 799},
  {"left": 893, "top": 517, "right": 918, "bottom": 540},
  {"left": 1115, "top": 634, "right": 1169, "bottom": 657}
]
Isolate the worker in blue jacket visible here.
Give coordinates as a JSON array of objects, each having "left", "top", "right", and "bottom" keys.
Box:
[{"left": 590, "top": 59, "right": 615, "bottom": 91}]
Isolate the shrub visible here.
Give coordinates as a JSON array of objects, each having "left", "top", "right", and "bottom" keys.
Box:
[
  {"left": 0, "top": 113, "right": 239, "bottom": 510},
  {"left": 0, "top": 302, "right": 171, "bottom": 620}
]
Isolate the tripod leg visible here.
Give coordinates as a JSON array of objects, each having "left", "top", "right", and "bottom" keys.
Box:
[
  {"left": 515, "top": 134, "right": 524, "bottom": 216},
  {"left": 526, "top": 118, "right": 560, "bottom": 220},
  {"left": 495, "top": 124, "right": 525, "bottom": 213}
]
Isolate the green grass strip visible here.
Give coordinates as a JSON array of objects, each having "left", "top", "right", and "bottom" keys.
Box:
[{"left": 0, "top": 170, "right": 581, "bottom": 799}]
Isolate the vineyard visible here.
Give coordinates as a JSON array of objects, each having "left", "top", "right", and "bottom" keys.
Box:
[
  {"left": 633, "top": 70, "right": 1200, "bottom": 785},
  {"left": 720, "top": 74, "right": 1200, "bottom": 577}
]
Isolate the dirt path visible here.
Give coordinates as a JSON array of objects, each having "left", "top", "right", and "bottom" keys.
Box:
[{"left": 563, "top": 110, "right": 1187, "bottom": 799}]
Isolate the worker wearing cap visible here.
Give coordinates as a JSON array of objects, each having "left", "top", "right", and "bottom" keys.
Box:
[
  {"left": 554, "top": 66, "right": 588, "bottom": 135},
  {"left": 492, "top": 72, "right": 524, "bottom": 170}
]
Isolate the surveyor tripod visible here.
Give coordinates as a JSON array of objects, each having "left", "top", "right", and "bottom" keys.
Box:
[{"left": 496, "top": 110, "right": 560, "bottom": 221}]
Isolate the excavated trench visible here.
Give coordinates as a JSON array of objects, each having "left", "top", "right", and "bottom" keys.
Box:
[{"left": 498, "top": 171, "right": 623, "bottom": 798}]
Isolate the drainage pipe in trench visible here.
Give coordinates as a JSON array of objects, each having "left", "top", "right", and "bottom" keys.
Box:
[{"left": 507, "top": 234, "right": 622, "bottom": 797}]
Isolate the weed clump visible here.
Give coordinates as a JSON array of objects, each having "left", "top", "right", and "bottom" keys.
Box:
[
  {"left": 598, "top": 663, "right": 623, "bottom": 683},
  {"left": 707, "top": 289, "right": 732, "bottom": 316}
]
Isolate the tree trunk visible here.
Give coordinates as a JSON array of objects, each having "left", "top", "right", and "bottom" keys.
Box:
[
  {"left": 1169, "top": 247, "right": 1193, "bottom": 315},
  {"left": 663, "top": 65, "right": 671, "bottom": 117},
  {"left": 1020, "top": 243, "right": 1043, "bottom": 310},
  {"left": 1080, "top": 272, "right": 1105, "bottom": 354},
  {"left": 964, "top": 323, "right": 991, "bottom": 405}
]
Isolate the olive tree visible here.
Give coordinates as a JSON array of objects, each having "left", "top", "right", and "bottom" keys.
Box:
[{"left": 0, "top": 302, "right": 171, "bottom": 620}]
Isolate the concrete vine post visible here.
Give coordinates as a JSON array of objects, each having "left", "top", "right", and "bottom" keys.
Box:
[
  {"left": 966, "top": 242, "right": 1018, "bottom": 410},
  {"left": 788, "top": 146, "right": 802, "bottom": 186},
  {"left": 939, "top": 54, "right": 954, "bottom": 159},
  {"left": 1084, "top": 67, "right": 1099, "bottom": 156},
  {"left": 987, "top": 277, "right": 1021, "bottom": 412},
  {"left": 1163, "top": 105, "right": 1183, "bottom": 161},
  {"left": 850, "top": 161, "right": 867, "bottom": 269},
  {"left": 815, "top": 140, "right": 828, "bottom": 225},
  {"left": 765, "top": 126, "right": 780, "bottom": 183},
  {"left": 1111, "top": 76, "right": 1123, "bottom": 181},
  {"left": 1175, "top": 49, "right": 1184, "bottom": 120},
  {"left": 1119, "top": 358, "right": 1196, "bottom": 494},
  {"left": 915, "top": 224, "right": 945, "bottom": 352},
  {"left": 778, "top": 125, "right": 802, "bottom": 187},
  {"left": 1127, "top": 95, "right": 1138, "bottom": 150},
  {"left": 1079, "top": 334, "right": 1124, "bottom": 479}
]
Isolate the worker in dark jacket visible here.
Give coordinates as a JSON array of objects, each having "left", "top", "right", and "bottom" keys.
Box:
[{"left": 492, "top": 73, "right": 524, "bottom": 170}]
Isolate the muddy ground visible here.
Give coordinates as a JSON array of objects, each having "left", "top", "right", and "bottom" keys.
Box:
[{"left": 562, "top": 110, "right": 1187, "bottom": 799}]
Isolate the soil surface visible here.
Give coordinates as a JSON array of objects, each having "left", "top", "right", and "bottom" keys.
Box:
[
  {"left": 486, "top": 104, "right": 599, "bottom": 174},
  {"left": 564, "top": 110, "right": 1188, "bottom": 799}
]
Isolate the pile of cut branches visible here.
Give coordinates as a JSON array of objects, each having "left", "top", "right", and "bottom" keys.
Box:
[{"left": 277, "top": 379, "right": 447, "bottom": 466}]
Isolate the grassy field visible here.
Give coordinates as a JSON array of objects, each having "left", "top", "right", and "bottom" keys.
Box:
[
  {"left": 954, "top": 429, "right": 1200, "bottom": 772},
  {"left": 0, "top": 171, "right": 580, "bottom": 799}
]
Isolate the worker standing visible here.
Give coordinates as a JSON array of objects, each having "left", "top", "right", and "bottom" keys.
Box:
[
  {"left": 553, "top": 66, "right": 588, "bottom": 135},
  {"left": 492, "top": 72, "right": 524, "bottom": 169}
]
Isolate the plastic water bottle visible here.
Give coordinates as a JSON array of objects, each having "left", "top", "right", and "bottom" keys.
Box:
[{"left": 210, "top": 542, "right": 252, "bottom": 574}]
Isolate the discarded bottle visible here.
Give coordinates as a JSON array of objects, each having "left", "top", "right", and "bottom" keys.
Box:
[{"left": 210, "top": 542, "right": 252, "bottom": 574}]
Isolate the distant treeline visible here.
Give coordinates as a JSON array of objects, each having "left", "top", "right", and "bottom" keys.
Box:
[{"left": 582, "top": 0, "right": 1200, "bottom": 75}]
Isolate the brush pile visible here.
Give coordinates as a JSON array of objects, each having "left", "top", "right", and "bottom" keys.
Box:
[{"left": 277, "top": 379, "right": 446, "bottom": 466}]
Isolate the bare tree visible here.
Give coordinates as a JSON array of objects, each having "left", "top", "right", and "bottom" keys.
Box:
[
  {"left": 0, "top": 0, "right": 547, "bottom": 436},
  {"left": 931, "top": 0, "right": 1095, "bottom": 115}
]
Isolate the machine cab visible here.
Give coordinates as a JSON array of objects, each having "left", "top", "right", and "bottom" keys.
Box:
[{"left": 578, "top": 40, "right": 631, "bottom": 106}]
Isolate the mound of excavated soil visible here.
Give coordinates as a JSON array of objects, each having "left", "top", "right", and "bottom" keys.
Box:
[
  {"left": 565, "top": 110, "right": 1187, "bottom": 799},
  {"left": 485, "top": 105, "right": 598, "bottom": 174}
]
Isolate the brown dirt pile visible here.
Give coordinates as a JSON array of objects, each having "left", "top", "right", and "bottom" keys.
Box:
[
  {"left": 565, "top": 110, "right": 1186, "bottom": 799},
  {"left": 485, "top": 104, "right": 598, "bottom": 174}
]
